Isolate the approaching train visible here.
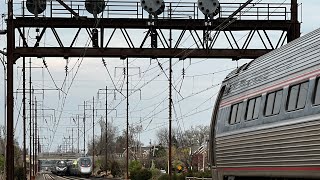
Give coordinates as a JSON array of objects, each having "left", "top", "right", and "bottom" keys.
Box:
[
  {"left": 52, "top": 160, "right": 68, "bottom": 175},
  {"left": 209, "top": 27, "right": 320, "bottom": 180},
  {"left": 66, "top": 157, "right": 93, "bottom": 177}
]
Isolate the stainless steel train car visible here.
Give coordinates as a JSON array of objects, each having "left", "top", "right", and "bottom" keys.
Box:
[
  {"left": 76, "top": 157, "right": 93, "bottom": 177},
  {"left": 209, "top": 27, "right": 320, "bottom": 180}
]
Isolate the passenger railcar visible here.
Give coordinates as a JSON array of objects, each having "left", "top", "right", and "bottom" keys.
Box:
[
  {"left": 76, "top": 157, "right": 93, "bottom": 177},
  {"left": 53, "top": 160, "right": 68, "bottom": 176},
  {"left": 209, "top": 27, "right": 320, "bottom": 180}
]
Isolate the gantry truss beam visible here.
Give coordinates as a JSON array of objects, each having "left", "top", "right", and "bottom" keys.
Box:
[
  {"left": 14, "top": 18, "right": 290, "bottom": 30},
  {"left": 14, "top": 47, "right": 269, "bottom": 60},
  {"left": 13, "top": 18, "right": 298, "bottom": 61}
]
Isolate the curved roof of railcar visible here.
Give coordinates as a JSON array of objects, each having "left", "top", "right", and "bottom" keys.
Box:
[{"left": 220, "top": 28, "right": 320, "bottom": 107}]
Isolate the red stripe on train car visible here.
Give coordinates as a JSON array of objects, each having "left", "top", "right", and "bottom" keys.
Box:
[{"left": 220, "top": 167, "right": 320, "bottom": 171}]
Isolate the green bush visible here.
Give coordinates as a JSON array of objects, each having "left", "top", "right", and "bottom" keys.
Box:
[
  {"left": 129, "top": 160, "right": 142, "bottom": 172},
  {"left": 158, "top": 174, "right": 169, "bottom": 180},
  {"left": 130, "top": 168, "right": 152, "bottom": 180},
  {"left": 150, "top": 168, "right": 161, "bottom": 179},
  {"left": 157, "top": 173, "right": 185, "bottom": 180},
  {"left": 173, "top": 173, "right": 185, "bottom": 180},
  {"left": 0, "top": 155, "right": 4, "bottom": 174},
  {"left": 14, "top": 166, "right": 25, "bottom": 180},
  {"left": 195, "top": 170, "right": 212, "bottom": 178},
  {"left": 110, "top": 160, "right": 122, "bottom": 177}
]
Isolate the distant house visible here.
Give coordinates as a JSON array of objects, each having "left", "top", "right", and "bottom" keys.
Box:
[
  {"left": 191, "top": 144, "right": 208, "bottom": 172},
  {"left": 114, "top": 146, "right": 151, "bottom": 160}
]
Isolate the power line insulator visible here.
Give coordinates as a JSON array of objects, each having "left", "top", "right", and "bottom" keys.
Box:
[
  {"left": 92, "top": 28, "right": 99, "bottom": 48},
  {"left": 151, "top": 28, "right": 158, "bottom": 48},
  {"left": 65, "top": 65, "right": 68, "bottom": 76},
  {"left": 102, "top": 59, "right": 107, "bottom": 67}
]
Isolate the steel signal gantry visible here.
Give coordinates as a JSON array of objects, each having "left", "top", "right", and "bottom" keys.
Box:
[{"left": 5, "top": 0, "right": 300, "bottom": 179}]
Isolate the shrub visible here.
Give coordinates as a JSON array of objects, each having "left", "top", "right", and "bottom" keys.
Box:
[
  {"left": 14, "top": 166, "right": 25, "bottom": 180},
  {"left": 150, "top": 168, "right": 161, "bottom": 179},
  {"left": 158, "top": 174, "right": 169, "bottom": 180},
  {"left": 157, "top": 173, "right": 185, "bottom": 180},
  {"left": 110, "top": 160, "right": 122, "bottom": 177},
  {"left": 130, "top": 168, "right": 152, "bottom": 180},
  {"left": 129, "top": 160, "right": 142, "bottom": 172},
  {"left": 195, "top": 170, "right": 212, "bottom": 178}
]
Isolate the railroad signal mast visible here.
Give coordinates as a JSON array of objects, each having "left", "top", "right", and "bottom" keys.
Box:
[{"left": 5, "top": 0, "right": 300, "bottom": 179}]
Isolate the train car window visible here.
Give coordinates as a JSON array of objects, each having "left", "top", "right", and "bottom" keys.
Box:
[
  {"left": 297, "top": 82, "right": 309, "bottom": 109},
  {"left": 253, "top": 97, "right": 261, "bottom": 119},
  {"left": 265, "top": 90, "right": 283, "bottom": 116},
  {"left": 245, "top": 96, "right": 261, "bottom": 120},
  {"left": 273, "top": 90, "right": 283, "bottom": 114},
  {"left": 230, "top": 102, "right": 243, "bottom": 124},
  {"left": 265, "top": 92, "right": 275, "bottom": 116},
  {"left": 314, "top": 78, "right": 320, "bottom": 105},
  {"left": 246, "top": 99, "right": 255, "bottom": 120},
  {"left": 230, "top": 104, "right": 238, "bottom": 124},
  {"left": 236, "top": 102, "right": 243, "bottom": 123},
  {"left": 287, "top": 81, "right": 309, "bottom": 111},
  {"left": 287, "top": 85, "right": 299, "bottom": 111}
]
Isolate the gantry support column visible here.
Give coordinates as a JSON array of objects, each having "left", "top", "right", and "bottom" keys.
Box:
[
  {"left": 6, "top": 0, "right": 14, "bottom": 179},
  {"left": 288, "top": 0, "right": 300, "bottom": 42}
]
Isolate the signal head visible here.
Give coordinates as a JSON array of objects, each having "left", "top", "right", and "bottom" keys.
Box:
[
  {"left": 140, "top": 0, "right": 165, "bottom": 16},
  {"left": 198, "top": 0, "right": 220, "bottom": 17}
]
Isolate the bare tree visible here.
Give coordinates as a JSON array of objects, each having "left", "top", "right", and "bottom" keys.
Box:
[{"left": 156, "top": 125, "right": 209, "bottom": 147}]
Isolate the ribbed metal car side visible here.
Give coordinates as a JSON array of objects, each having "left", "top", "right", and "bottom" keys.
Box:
[{"left": 211, "top": 28, "right": 320, "bottom": 179}]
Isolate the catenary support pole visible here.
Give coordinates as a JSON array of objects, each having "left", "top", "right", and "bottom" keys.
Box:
[
  {"left": 35, "top": 98, "right": 37, "bottom": 174},
  {"left": 6, "top": 0, "right": 14, "bottom": 178},
  {"left": 29, "top": 58, "right": 32, "bottom": 180},
  {"left": 126, "top": 58, "right": 129, "bottom": 180},
  {"left": 22, "top": 56, "right": 27, "bottom": 179},
  {"left": 168, "top": 29, "right": 173, "bottom": 180},
  {"left": 78, "top": 115, "right": 80, "bottom": 153},
  {"left": 32, "top": 88, "right": 35, "bottom": 177},
  {"left": 105, "top": 86, "right": 108, "bottom": 169},
  {"left": 84, "top": 101, "right": 86, "bottom": 155},
  {"left": 92, "top": 97, "right": 95, "bottom": 171}
]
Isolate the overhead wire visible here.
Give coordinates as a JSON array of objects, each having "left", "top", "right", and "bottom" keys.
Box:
[
  {"left": 43, "top": 0, "right": 288, "bottom": 148},
  {"left": 48, "top": 12, "right": 105, "bottom": 151}
]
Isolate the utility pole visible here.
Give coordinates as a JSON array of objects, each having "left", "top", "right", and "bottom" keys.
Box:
[
  {"left": 92, "top": 96, "right": 95, "bottom": 171},
  {"left": 0, "top": 49, "right": 6, "bottom": 178},
  {"left": 168, "top": 29, "right": 173, "bottom": 180},
  {"left": 34, "top": 98, "right": 37, "bottom": 175},
  {"left": 96, "top": 87, "right": 119, "bottom": 170},
  {"left": 22, "top": 14, "right": 27, "bottom": 177},
  {"left": 105, "top": 86, "right": 108, "bottom": 169},
  {"left": 126, "top": 58, "right": 129, "bottom": 180},
  {"left": 77, "top": 115, "right": 80, "bottom": 154},
  {"left": 29, "top": 58, "right": 32, "bottom": 180},
  {"left": 6, "top": 0, "right": 14, "bottom": 178},
  {"left": 22, "top": 56, "right": 26, "bottom": 178},
  {"left": 72, "top": 128, "right": 74, "bottom": 153},
  {"left": 32, "top": 89, "right": 35, "bottom": 177},
  {"left": 84, "top": 101, "right": 86, "bottom": 156}
]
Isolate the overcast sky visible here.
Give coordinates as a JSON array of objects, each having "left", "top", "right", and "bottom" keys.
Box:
[{"left": 0, "top": 0, "right": 320, "bottom": 153}]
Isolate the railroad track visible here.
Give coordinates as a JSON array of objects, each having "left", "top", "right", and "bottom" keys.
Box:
[
  {"left": 42, "top": 173, "right": 55, "bottom": 180},
  {"left": 41, "top": 173, "right": 93, "bottom": 180}
]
